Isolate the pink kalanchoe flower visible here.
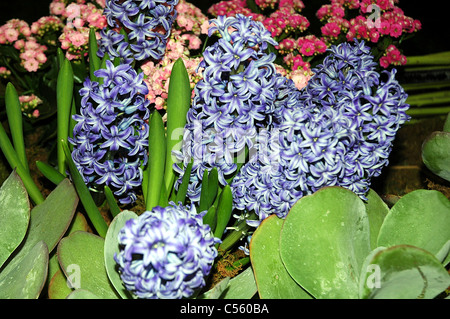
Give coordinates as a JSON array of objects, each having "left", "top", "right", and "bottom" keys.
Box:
[
  {"left": 22, "top": 59, "right": 39, "bottom": 72},
  {"left": 389, "top": 23, "right": 402, "bottom": 37}
]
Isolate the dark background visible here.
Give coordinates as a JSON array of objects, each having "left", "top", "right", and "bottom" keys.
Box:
[{"left": 0, "top": 0, "right": 448, "bottom": 55}]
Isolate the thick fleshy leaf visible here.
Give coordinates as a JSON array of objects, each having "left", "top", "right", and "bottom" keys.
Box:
[
  {"left": 377, "top": 189, "right": 450, "bottom": 265},
  {"left": 0, "top": 178, "right": 77, "bottom": 286},
  {"left": 422, "top": 131, "right": 450, "bottom": 182},
  {"left": 58, "top": 231, "right": 120, "bottom": 299},
  {"left": 250, "top": 215, "right": 312, "bottom": 299},
  {"left": 197, "top": 277, "right": 231, "bottom": 299},
  {"left": 280, "top": 187, "right": 371, "bottom": 299},
  {"left": 48, "top": 269, "right": 73, "bottom": 299},
  {"left": 220, "top": 266, "right": 257, "bottom": 299},
  {"left": 364, "top": 189, "right": 389, "bottom": 249},
  {"left": 104, "top": 210, "right": 138, "bottom": 299},
  {"left": 0, "top": 241, "right": 48, "bottom": 299},
  {"left": 67, "top": 289, "right": 101, "bottom": 299},
  {"left": 0, "top": 170, "right": 30, "bottom": 268},
  {"left": 359, "top": 245, "right": 450, "bottom": 299},
  {"left": 213, "top": 185, "right": 233, "bottom": 240}
]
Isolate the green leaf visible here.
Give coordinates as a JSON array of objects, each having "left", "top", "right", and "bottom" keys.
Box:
[
  {"left": 56, "top": 58, "right": 74, "bottom": 175},
  {"left": 62, "top": 139, "right": 108, "bottom": 237},
  {"left": 422, "top": 131, "right": 450, "bottom": 182},
  {"left": 443, "top": 112, "right": 450, "bottom": 132},
  {"left": 0, "top": 178, "right": 77, "bottom": 285},
  {"left": 359, "top": 245, "right": 450, "bottom": 299},
  {"left": 175, "top": 160, "right": 193, "bottom": 205},
  {"left": 220, "top": 266, "right": 257, "bottom": 299},
  {"left": 58, "top": 231, "right": 120, "bottom": 299},
  {"left": 5, "top": 82, "right": 28, "bottom": 172},
  {"left": 88, "top": 28, "right": 100, "bottom": 82},
  {"left": 196, "top": 277, "right": 231, "bottom": 299},
  {"left": 0, "top": 241, "right": 48, "bottom": 299},
  {"left": 164, "top": 58, "right": 191, "bottom": 194},
  {"left": 104, "top": 210, "right": 138, "bottom": 299},
  {"left": 199, "top": 168, "right": 218, "bottom": 213},
  {"left": 146, "top": 110, "right": 166, "bottom": 211},
  {"left": 202, "top": 205, "right": 217, "bottom": 233},
  {"left": 377, "top": 189, "right": 450, "bottom": 265},
  {"left": 280, "top": 187, "right": 371, "bottom": 299},
  {"left": 250, "top": 215, "right": 312, "bottom": 299},
  {"left": 67, "top": 289, "right": 101, "bottom": 299},
  {"left": 213, "top": 185, "right": 233, "bottom": 240},
  {"left": 36, "top": 160, "right": 65, "bottom": 185},
  {"left": 364, "top": 189, "right": 389, "bottom": 249},
  {"left": 0, "top": 123, "right": 44, "bottom": 205},
  {"left": 104, "top": 185, "right": 121, "bottom": 218},
  {"left": 48, "top": 269, "right": 72, "bottom": 299},
  {"left": 0, "top": 171, "right": 30, "bottom": 269}
]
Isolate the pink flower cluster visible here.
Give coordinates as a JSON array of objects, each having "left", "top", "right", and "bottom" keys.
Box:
[
  {"left": 50, "top": 0, "right": 107, "bottom": 60},
  {"left": 19, "top": 94, "right": 42, "bottom": 118},
  {"left": 0, "top": 19, "right": 50, "bottom": 72},
  {"left": 140, "top": 0, "right": 207, "bottom": 111},
  {"left": 30, "top": 16, "right": 64, "bottom": 42},
  {"left": 0, "top": 66, "right": 11, "bottom": 79},
  {"left": 318, "top": 0, "right": 421, "bottom": 67}
]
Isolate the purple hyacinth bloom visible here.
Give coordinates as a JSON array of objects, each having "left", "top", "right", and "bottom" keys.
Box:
[
  {"left": 98, "top": 0, "right": 178, "bottom": 63},
  {"left": 173, "top": 14, "right": 283, "bottom": 203},
  {"left": 70, "top": 60, "right": 150, "bottom": 204},
  {"left": 231, "top": 40, "right": 410, "bottom": 226},
  {"left": 115, "top": 202, "right": 220, "bottom": 299}
]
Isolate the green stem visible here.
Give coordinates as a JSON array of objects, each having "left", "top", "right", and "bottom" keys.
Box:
[
  {"left": 401, "top": 80, "right": 450, "bottom": 92},
  {"left": 406, "top": 51, "right": 450, "bottom": 66},
  {"left": 219, "top": 213, "right": 257, "bottom": 252}
]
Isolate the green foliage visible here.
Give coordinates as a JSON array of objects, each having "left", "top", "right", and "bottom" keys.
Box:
[
  {"left": 250, "top": 186, "right": 450, "bottom": 299},
  {"left": 0, "top": 171, "right": 78, "bottom": 298},
  {"left": 422, "top": 113, "right": 450, "bottom": 182}
]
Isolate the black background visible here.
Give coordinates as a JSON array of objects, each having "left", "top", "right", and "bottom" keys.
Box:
[{"left": 0, "top": 0, "right": 448, "bottom": 55}]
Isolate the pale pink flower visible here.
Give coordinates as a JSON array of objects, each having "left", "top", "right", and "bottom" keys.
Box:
[
  {"left": 32, "top": 109, "right": 40, "bottom": 118},
  {"left": 288, "top": 69, "right": 311, "bottom": 90},
  {"left": 65, "top": 3, "right": 81, "bottom": 20},
  {"left": 35, "top": 52, "right": 47, "bottom": 64},
  {"left": 23, "top": 59, "right": 39, "bottom": 72},
  {"left": 4, "top": 28, "right": 19, "bottom": 43},
  {"left": 50, "top": 1, "right": 66, "bottom": 15}
]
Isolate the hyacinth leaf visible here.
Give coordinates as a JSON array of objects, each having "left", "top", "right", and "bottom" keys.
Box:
[
  {"left": 36, "top": 160, "right": 65, "bottom": 185},
  {"left": 164, "top": 58, "right": 191, "bottom": 194},
  {"left": 0, "top": 170, "right": 30, "bottom": 269},
  {"left": 359, "top": 245, "right": 450, "bottom": 299},
  {"left": 104, "top": 210, "right": 138, "bottom": 299},
  {"left": 202, "top": 205, "right": 217, "bottom": 233},
  {"left": 250, "top": 215, "right": 312, "bottom": 299},
  {"left": 377, "top": 189, "right": 450, "bottom": 265},
  {"left": 197, "top": 277, "right": 231, "bottom": 299},
  {"left": 58, "top": 231, "right": 120, "bottom": 299},
  {"left": 0, "top": 123, "right": 44, "bottom": 204},
  {"left": 364, "top": 189, "right": 390, "bottom": 249},
  {"left": 5, "top": 82, "right": 28, "bottom": 172},
  {"left": 199, "top": 168, "right": 218, "bottom": 213},
  {"left": 175, "top": 160, "right": 193, "bottom": 205},
  {"left": 56, "top": 58, "right": 74, "bottom": 175},
  {"left": 213, "top": 185, "right": 233, "bottom": 240},
  {"left": 220, "top": 266, "right": 257, "bottom": 299},
  {"left": 104, "top": 185, "right": 121, "bottom": 218},
  {"left": 0, "top": 241, "right": 48, "bottom": 299},
  {"left": 88, "top": 27, "right": 100, "bottom": 82},
  {"left": 422, "top": 131, "right": 450, "bottom": 182},
  {"left": 280, "top": 187, "right": 371, "bottom": 299},
  {"left": 146, "top": 110, "right": 166, "bottom": 211},
  {"left": 62, "top": 139, "right": 108, "bottom": 238},
  {"left": 56, "top": 47, "right": 65, "bottom": 69},
  {"left": 67, "top": 289, "right": 101, "bottom": 299}
]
